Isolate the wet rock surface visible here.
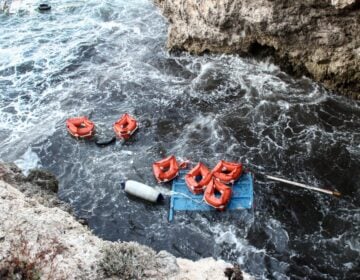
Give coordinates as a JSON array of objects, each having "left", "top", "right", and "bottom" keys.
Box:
[{"left": 155, "top": 0, "right": 360, "bottom": 98}]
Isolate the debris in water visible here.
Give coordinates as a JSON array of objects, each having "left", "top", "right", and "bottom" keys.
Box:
[{"left": 38, "top": 3, "right": 51, "bottom": 12}]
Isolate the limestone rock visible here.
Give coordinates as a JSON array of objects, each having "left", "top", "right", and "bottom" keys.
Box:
[
  {"left": 155, "top": 0, "right": 360, "bottom": 99},
  {"left": 0, "top": 162, "right": 70, "bottom": 212},
  {"left": 331, "top": 0, "right": 357, "bottom": 9}
]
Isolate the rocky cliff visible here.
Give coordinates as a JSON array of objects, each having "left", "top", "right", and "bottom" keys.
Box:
[
  {"left": 154, "top": 0, "right": 360, "bottom": 99},
  {"left": 0, "top": 163, "right": 253, "bottom": 280}
]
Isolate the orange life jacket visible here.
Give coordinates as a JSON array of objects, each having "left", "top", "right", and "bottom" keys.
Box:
[
  {"left": 66, "top": 117, "right": 95, "bottom": 139},
  {"left": 153, "top": 155, "right": 179, "bottom": 183},
  {"left": 113, "top": 113, "right": 138, "bottom": 139},
  {"left": 212, "top": 160, "right": 242, "bottom": 183},
  {"left": 185, "top": 162, "right": 212, "bottom": 194},
  {"left": 204, "top": 178, "right": 232, "bottom": 210}
]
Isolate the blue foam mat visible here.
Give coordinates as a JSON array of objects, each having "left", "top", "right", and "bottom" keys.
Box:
[{"left": 169, "top": 170, "right": 253, "bottom": 221}]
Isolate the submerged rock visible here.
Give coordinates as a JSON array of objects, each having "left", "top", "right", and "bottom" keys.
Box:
[{"left": 154, "top": 0, "right": 360, "bottom": 99}]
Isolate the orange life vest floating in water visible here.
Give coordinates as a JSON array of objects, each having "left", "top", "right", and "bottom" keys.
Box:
[
  {"left": 113, "top": 113, "right": 138, "bottom": 139},
  {"left": 212, "top": 160, "right": 243, "bottom": 184},
  {"left": 185, "top": 162, "right": 212, "bottom": 194},
  {"left": 204, "top": 178, "right": 232, "bottom": 210},
  {"left": 153, "top": 155, "right": 179, "bottom": 183},
  {"left": 66, "top": 116, "right": 95, "bottom": 139}
]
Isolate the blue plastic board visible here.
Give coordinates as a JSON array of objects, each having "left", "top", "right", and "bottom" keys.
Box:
[{"left": 169, "top": 170, "right": 253, "bottom": 221}]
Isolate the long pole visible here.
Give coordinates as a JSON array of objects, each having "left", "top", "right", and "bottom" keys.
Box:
[{"left": 265, "top": 175, "right": 341, "bottom": 197}]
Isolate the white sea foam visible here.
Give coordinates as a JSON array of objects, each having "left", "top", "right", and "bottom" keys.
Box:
[
  {"left": 264, "top": 219, "right": 289, "bottom": 253},
  {"left": 14, "top": 147, "right": 41, "bottom": 175}
]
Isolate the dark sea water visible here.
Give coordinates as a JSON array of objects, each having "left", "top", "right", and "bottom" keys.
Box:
[{"left": 1, "top": 1, "right": 359, "bottom": 279}]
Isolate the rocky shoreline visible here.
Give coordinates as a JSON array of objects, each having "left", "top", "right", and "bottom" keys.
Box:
[
  {"left": 0, "top": 163, "right": 253, "bottom": 279},
  {"left": 154, "top": 0, "right": 360, "bottom": 99}
]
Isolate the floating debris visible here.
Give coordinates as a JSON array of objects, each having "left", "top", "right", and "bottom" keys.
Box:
[{"left": 38, "top": 3, "right": 51, "bottom": 12}]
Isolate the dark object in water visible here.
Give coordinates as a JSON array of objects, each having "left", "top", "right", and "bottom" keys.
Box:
[
  {"left": 95, "top": 135, "right": 116, "bottom": 147},
  {"left": 38, "top": 3, "right": 51, "bottom": 11}
]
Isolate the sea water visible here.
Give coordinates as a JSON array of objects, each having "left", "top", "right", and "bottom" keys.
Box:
[{"left": 0, "top": 1, "right": 359, "bottom": 279}]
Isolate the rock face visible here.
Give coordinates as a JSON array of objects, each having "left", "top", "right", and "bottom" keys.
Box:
[
  {"left": 0, "top": 163, "right": 254, "bottom": 279},
  {"left": 0, "top": 163, "right": 71, "bottom": 212},
  {"left": 154, "top": 0, "right": 360, "bottom": 99}
]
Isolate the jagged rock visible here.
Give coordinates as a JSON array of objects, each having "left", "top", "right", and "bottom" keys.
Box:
[
  {"left": 26, "top": 169, "right": 59, "bottom": 193},
  {"left": 77, "top": 218, "right": 89, "bottom": 226},
  {"left": 0, "top": 162, "right": 70, "bottom": 212},
  {"left": 154, "top": 0, "right": 360, "bottom": 99},
  {"left": 0, "top": 180, "right": 103, "bottom": 279},
  {"left": 0, "top": 162, "right": 25, "bottom": 185},
  {"left": 152, "top": 251, "right": 179, "bottom": 276},
  {"left": 225, "top": 264, "right": 244, "bottom": 280},
  {"left": 331, "top": 0, "right": 357, "bottom": 9}
]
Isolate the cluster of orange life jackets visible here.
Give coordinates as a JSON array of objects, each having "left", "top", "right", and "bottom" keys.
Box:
[
  {"left": 152, "top": 156, "right": 243, "bottom": 210},
  {"left": 66, "top": 113, "right": 138, "bottom": 140}
]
